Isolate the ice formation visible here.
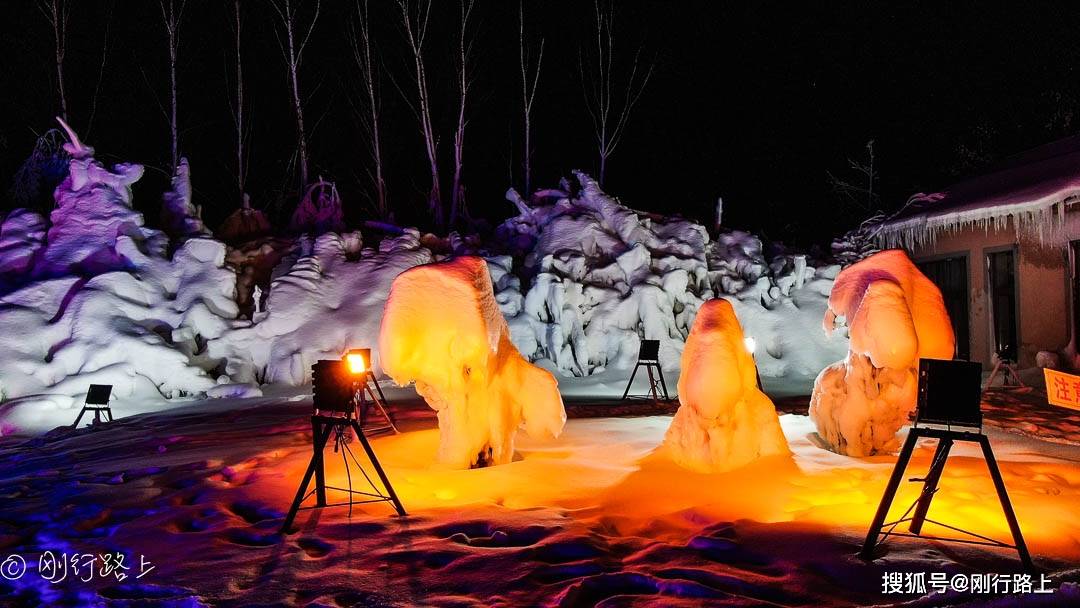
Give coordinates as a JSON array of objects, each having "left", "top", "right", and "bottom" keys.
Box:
[
  {"left": 0, "top": 122, "right": 239, "bottom": 433},
  {"left": 664, "top": 299, "right": 789, "bottom": 473},
  {"left": 497, "top": 171, "right": 848, "bottom": 381},
  {"left": 378, "top": 256, "right": 566, "bottom": 468},
  {"left": 809, "top": 249, "right": 955, "bottom": 456}
]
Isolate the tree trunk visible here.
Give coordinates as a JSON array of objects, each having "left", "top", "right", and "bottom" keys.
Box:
[{"left": 234, "top": 0, "right": 245, "bottom": 205}]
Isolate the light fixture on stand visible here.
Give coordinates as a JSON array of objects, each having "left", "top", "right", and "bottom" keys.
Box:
[{"left": 280, "top": 357, "right": 406, "bottom": 534}]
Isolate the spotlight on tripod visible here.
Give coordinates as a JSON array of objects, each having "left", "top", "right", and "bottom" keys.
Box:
[
  {"left": 344, "top": 348, "right": 398, "bottom": 435},
  {"left": 280, "top": 357, "right": 406, "bottom": 534}
]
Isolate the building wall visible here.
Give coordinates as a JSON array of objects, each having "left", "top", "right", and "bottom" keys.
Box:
[{"left": 904, "top": 217, "right": 1071, "bottom": 368}]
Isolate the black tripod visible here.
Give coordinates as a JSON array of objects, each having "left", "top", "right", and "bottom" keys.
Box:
[
  {"left": 354, "top": 370, "right": 398, "bottom": 435},
  {"left": 280, "top": 406, "right": 406, "bottom": 533},
  {"left": 859, "top": 425, "right": 1033, "bottom": 570},
  {"left": 621, "top": 339, "right": 670, "bottom": 401},
  {"left": 72, "top": 384, "right": 114, "bottom": 429}
]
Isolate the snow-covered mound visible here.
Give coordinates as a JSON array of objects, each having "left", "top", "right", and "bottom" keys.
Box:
[
  {"left": 0, "top": 124, "right": 239, "bottom": 434},
  {"left": 497, "top": 171, "right": 848, "bottom": 381},
  {"left": 664, "top": 298, "right": 789, "bottom": 472},
  {"left": 809, "top": 250, "right": 955, "bottom": 456},
  {"left": 208, "top": 230, "right": 432, "bottom": 386},
  {"left": 379, "top": 256, "right": 565, "bottom": 468}
]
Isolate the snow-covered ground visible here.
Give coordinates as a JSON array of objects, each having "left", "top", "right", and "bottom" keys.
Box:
[{"left": 0, "top": 389, "right": 1077, "bottom": 606}]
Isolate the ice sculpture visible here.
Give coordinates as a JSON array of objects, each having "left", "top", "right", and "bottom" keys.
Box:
[
  {"left": 378, "top": 256, "right": 566, "bottom": 468},
  {"left": 664, "top": 298, "right": 789, "bottom": 472},
  {"left": 809, "top": 249, "right": 955, "bottom": 456}
]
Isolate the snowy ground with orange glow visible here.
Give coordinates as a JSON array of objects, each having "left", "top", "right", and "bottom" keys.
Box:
[{"left": 1, "top": 388, "right": 1078, "bottom": 606}]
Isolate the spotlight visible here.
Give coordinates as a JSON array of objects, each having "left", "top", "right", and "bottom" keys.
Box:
[
  {"left": 743, "top": 335, "right": 763, "bottom": 390},
  {"left": 743, "top": 336, "right": 757, "bottom": 354},
  {"left": 346, "top": 348, "right": 370, "bottom": 375}
]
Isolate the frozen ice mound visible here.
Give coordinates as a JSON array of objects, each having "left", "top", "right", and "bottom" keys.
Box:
[
  {"left": 379, "top": 256, "right": 565, "bottom": 468},
  {"left": 664, "top": 299, "right": 789, "bottom": 472},
  {"left": 809, "top": 249, "right": 955, "bottom": 456}
]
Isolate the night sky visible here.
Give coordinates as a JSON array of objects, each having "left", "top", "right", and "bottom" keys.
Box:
[{"left": 2, "top": 1, "right": 1080, "bottom": 246}]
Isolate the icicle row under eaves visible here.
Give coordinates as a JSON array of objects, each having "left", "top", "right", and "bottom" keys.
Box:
[{"left": 876, "top": 196, "right": 1072, "bottom": 250}]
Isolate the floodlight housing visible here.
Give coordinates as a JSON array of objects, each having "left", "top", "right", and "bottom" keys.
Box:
[{"left": 311, "top": 359, "right": 354, "bottom": 413}]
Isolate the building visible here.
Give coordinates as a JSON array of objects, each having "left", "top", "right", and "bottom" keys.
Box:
[{"left": 876, "top": 136, "right": 1080, "bottom": 369}]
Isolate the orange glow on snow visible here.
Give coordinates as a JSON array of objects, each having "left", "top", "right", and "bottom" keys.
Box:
[{"left": 256, "top": 416, "right": 1080, "bottom": 562}]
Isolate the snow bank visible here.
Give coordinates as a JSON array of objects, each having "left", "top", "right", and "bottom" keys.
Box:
[
  {"left": 664, "top": 299, "right": 789, "bottom": 472},
  {"left": 497, "top": 172, "right": 848, "bottom": 382},
  {"left": 208, "top": 229, "right": 431, "bottom": 385},
  {"left": 0, "top": 124, "right": 239, "bottom": 434},
  {"left": 809, "top": 250, "right": 955, "bottom": 456},
  {"left": 379, "top": 256, "right": 566, "bottom": 468}
]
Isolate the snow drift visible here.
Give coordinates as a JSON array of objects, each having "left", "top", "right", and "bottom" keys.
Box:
[
  {"left": 378, "top": 256, "right": 566, "bottom": 468},
  {"left": 0, "top": 121, "right": 238, "bottom": 434},
  {"left": 664, "top": 298, "right": 789, "bottom": 472},
  {"left": 809, "top": 249, "right": 955, "bottom": 456},
  {"left": 207, "top": 229, "right": 432, "bottom": 385},
  {"left": 497, "top": 172, "right": 848, "bottom": 382}
]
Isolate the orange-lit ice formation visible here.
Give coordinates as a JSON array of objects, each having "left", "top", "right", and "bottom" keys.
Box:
[
  {"left": 378, "top": 256, "right": 566, "bottom": 468},
  {"left": 664, "top": 299, "right": 789, "bottom": 472},
  {"left": 809, "top": 249, "right": 955, "bottom": 456}
]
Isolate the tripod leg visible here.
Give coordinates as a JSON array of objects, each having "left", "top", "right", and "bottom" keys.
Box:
[
  {"left": 978, "top": 435, "right": 1034, "bottom": 570},
  {"left": 860, "top": 428, "right": 920, "bottom": 560},
  {"left": 656, "top": 365, "right": 670, "bottom": 401},
  {"left": 72, "top": 407, "right": 87, "bottom": 429},
  {"left": 106, "top": 408, "right": 114, "bottom": 422},
  {"left": 368, "top": 385, "right": 399, "bottom": 434},
  {"left": 909, "top": 439, "right": 953, "bottom": 535},
  {"left": 646, "top": 366, "right": 658, "bottom": 401},
  {"left": 985, "top": 360, "right": 1002, "bottom": 389},
  {"left": 313, "top": 418, "right": 328, "bottom": 507},
  {"left": 281, "top": 422, "right": 333, "bottom": 533},
  {"left": 352, "top": 421, "right": 407, "bottom": 516},
  {"left": 621, "top": 365, "right": 640, "bottom": 400},
  {"left": 369, "top": 372, "right": 389, "bottom": 404}
]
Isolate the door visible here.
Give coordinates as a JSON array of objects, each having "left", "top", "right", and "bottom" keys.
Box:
[
  {"left": 918, "top": 256, "right": 970, "bottom": 360},
  {"left": 987, "top": 249, "right": 1019, "bottom": 361},
  {"left": 1071, "top": 241, "right": 1080, "bottom": 347}
]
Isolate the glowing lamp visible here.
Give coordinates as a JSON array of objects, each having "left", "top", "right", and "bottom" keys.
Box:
[
  {"left": 345, "top": 348, "right": 371, "bottom": 375},
  {"left": 744, "top": 336, "right": 757, "bottom": 355}
]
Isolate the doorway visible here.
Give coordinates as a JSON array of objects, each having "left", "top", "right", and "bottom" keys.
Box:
[
  {"left": 986, "top": 249, "right": 1019, "bottom": 362},
  {"left": 918, "top": 255, "right": 970, "bottom": 360}
]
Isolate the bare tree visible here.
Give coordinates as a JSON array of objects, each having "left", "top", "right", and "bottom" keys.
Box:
[
  {"left": 396, "top": 0, "right": 443, "bottom": 228},
  {"left": 449, "top": 0, "right": 476, "bottom": 226},
  {"left": 579, "top": 0, "right": 653, "bottom": 187},
  {"left": 38, "top": 0, "right": 70, "bottom": 123},
  {"left": 827, "top": 139, "right": 880, "bottom": 213},
  {"left": 349, "top": 0, "right": 388, "bottom": 219},
  {"left": 270, "top": 0, "right": 321, "bottom": 191},
  {"left": 519, "top": 0, "right": 544, "bottom": 198},
  {"left": 158, "top": 0, "right": 187, "bottom": 171},
  {"left": 227, "top": 0, "right": 249, "bottom": 207}
]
